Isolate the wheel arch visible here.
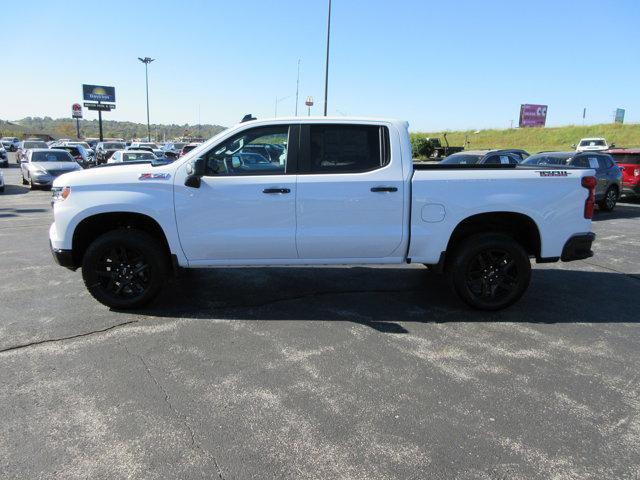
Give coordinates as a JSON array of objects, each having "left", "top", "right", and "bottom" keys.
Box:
[
  {"left": 71, "top": 212, "right": 172, "bottom": 269},
  {"left": 443, "top": 211, "right": 542, "bottom": 267}
]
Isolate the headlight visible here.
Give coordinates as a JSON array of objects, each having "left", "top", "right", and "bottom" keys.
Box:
[
  {"left": 51, "top": 186, "right": 71, "bottom": 203},
  {"left": 32, "top": 166, "right": 48, "bottom": 175}
]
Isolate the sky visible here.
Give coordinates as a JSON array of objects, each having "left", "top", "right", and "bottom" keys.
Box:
[{"left": 1, "top": 0, "right": 639, "bottom": 132}]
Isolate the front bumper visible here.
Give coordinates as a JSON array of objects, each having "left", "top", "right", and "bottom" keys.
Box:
[
  {"left": 49, "top": 239, "right": 77, "bottom": 270},
  {"left": 561, "top": 233, "right": 595, "bottom": 262}
]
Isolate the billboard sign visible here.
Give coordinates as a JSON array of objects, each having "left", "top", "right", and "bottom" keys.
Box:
[
  {"left": 615, "top": 108, "right": 625, "bottom": 124},
  {"left": 71, "top": 103, "right": 82, "bottom": 119},
  {"left": 82, "top": 84, "right": 116, "bottom": 103},
  {"left": 519, "top": 104, "right": 548, "bottom": 128}
]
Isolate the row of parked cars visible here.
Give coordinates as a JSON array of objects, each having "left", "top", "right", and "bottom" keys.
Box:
[
  {"left": 438, "top": 140, "right": 639, "bottom": 212},
  {"left": 2, "top": 137, "right": 204, "bottom": 190}
]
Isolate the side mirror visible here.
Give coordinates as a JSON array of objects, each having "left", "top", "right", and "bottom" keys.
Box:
[
  {"left": 610, "top": 143, "right": 616, "bottom": 148},
  {"left": 571, "top": 144, "right": 576, "bottom": 149},
  {"left": 20, "top": 157, "right": 28, "bottom": 163},
  {"left": 184, "top": 157, "right": 205, "bottom": 188}
]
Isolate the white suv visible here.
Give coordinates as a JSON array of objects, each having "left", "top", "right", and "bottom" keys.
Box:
[{"left": 575, "top": 138, "right": 609, "bottom": 152}]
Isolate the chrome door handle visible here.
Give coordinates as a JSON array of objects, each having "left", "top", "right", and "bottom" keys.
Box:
[{"left": 263, "top": 188, "right": 291, "bottom": 194}]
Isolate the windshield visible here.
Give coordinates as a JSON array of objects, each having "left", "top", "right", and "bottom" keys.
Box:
[
  {"left": 103, "top": 143, "right": 124, "bottom": 149},
  {"left": 123, "top": 152, "right": 156, "bottom": 162},
  {"left": 32, "top": 151, "right": 73, "bottom": 162},
  {"left": 24, "top": 141, "right": 48, "bottom": 148},
  {"left": 522, "top": 153, "right": 572, "bottom": 165},
  {"left": 139, "top": 143, "right": 158, "bottom": 149},
  {"left": 610, "top": 153, "right": 640, "bottom": 165},
  {"left": 579, "top": 140, "right": 605, "bottom": 147},
  {"left": 440, "top": 154, "right": 483, "bottom": 164},
  {"left": 68, "top": 142, "right": 90, "bottom": 149}
]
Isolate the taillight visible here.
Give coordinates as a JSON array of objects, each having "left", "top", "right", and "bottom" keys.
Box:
[{"left": 582, "top": 176, "right": 597, "bottom": 219}]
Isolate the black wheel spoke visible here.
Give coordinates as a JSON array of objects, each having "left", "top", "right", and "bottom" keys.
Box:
[{"left": 466, "top": 247, "right": 519, "bottom": 303}]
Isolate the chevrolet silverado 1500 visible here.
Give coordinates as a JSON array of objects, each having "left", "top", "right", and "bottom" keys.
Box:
[{"left": 49, "top": 118, "right": 596, "bottom": 310}]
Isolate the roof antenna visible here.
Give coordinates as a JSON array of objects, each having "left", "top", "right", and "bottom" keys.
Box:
[{"left": 241, "top": 114, "right": 257, "bottom": 123}]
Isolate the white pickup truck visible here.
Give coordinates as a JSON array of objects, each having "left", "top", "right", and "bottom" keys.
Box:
[{"left": 49, "top": 117, "right": 597, "bottom": 311}]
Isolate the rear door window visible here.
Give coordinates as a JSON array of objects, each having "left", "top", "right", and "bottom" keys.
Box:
[{"left": 306, "top": 124, "right": 389, "bottom": 173}]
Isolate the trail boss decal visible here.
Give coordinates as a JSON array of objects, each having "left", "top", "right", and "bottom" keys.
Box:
[
  {"left": 139, "top": 173, "right": 171, "bottom": 180},
  {"left": 538, "top": 170, "right": 569, "bottom": 177}
]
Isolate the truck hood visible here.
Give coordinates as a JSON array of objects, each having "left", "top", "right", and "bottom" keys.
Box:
[{"left": 52, "top": 161, "right": 177, "bottom": 188}]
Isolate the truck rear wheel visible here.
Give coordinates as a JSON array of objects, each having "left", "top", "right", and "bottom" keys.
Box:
[
  {"left": 82, "top": 229, "right": 168, "bottom": 309},
  {"left": 448, "top": 233, "right": 531, "bottom": 310}
]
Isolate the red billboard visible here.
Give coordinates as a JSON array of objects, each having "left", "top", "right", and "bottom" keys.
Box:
[{"left": 519, "top": 104, "right": 548, "bottom": 128}]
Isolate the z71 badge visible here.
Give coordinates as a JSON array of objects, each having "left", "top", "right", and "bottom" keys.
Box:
[
  {"left": 139, "top": 173, "right": 171, "bottom": 180},
  {"left": 538, "top": 170, "right": 568, "bottom": 177}
]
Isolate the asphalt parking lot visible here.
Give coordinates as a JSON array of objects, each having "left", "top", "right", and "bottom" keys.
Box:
[{"left": 1, "top": 154, "right": 639, "bottom": 479}]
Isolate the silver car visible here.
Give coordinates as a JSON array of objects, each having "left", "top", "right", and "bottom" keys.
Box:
[{"left": 20, "top": 149, "right": 81, "bottom": 189}]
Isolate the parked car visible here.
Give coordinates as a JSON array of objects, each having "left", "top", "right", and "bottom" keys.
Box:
[
  {"left": 49, "top": 117, "right": 597, "bottom": 311},
  {"left": 607, "top": 148, "right": 640, "bottom": 198},
  {"left": 63, "top": 141, "right": 95, "bottom": 159},
  {"left": 54, "top": 145, "right": 94, "bottom": 168},
  {"left": 20, "top": 149, "right": 81, "bottom": 189},
  {"left": 95, "top": 141, "right": 126, "bottom": 164},
  {"left": 179, "top": 142, "right": 202, "bottom": 157},
  {"left": 441, "top": 149, "right": 521, "bottom": 165},
  {"left": 522, "top": 151, "right": 621, "bottom": 211},
  {"left": 424, "top": 134, "right": 465, "bottom": 158},
  {"left": 128, "top": 142, "right": 164, "bottom": 157},
  {"left": 162, "top": 142, "right": 187, "bottom": 159},
  {"left": 1, "top": 137, "right": 20, "bottom": 152},
  {"left": 0, "top": 170, "right": 4, "bottom": 193},
  {"left": 574, "top": 138, "right": 610, "bottom": 152},
  {"left": 107, "top": 150, "right": 157, "bottom": 164},
  {"left": 0, "top": 145, "right": 7, "bottom": 167},
  {"left": 16, "top": 140, "right": 49, "bottom": 163}
]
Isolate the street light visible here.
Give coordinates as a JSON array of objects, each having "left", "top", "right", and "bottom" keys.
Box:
[
  {"left": 323, "top": 0, "right": 332, "bottom": 116},
  {"left": 138, "top": 57, "right": 154, "bottom": 141}
]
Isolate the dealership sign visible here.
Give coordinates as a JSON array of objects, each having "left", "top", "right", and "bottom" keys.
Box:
[
  {"left": 519, "top": 104, "right": 548, "bottom": 128},
  {"left": 82, "top": 84, "right": 116, "bottom": 103},
  {"left": 71, "top": 103, "right": 82, "bottom": 119}
]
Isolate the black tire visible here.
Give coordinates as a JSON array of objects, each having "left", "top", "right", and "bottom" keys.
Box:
[
  {"left": 448, "top": 233, "right": 531, "bottom": 311},
  {"left": 29, "top": 177, "right": 37, "bottom": 190},
  {"left": 598, "top": 186, "right": 618, "bottom": 212},
  {"left": 82, "top": 229, "right": 168, "bottom": 309},
  {"left": 22, "top": 175, "right": 28, "bottom": 185}
]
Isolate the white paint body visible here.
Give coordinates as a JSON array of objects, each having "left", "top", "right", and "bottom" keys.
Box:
[{"left": 50, "top": 117, "right": 594, "bottom": 268}]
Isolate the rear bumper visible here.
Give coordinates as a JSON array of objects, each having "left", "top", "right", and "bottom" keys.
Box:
[
  {"left": 561, "top": 233, "right": 595, "bottom": 262},
  {"left": 622, "top": 183, "right": 640, "bottom": 196},
  {"left": 49, "top": 240, "right": 77, "bottom": 270}
]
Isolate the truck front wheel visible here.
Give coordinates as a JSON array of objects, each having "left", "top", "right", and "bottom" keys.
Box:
[
  {"left": 82, "top": 229, "right": 168, "bottom": 309},
  {"left": 448, "top": 233, "right": 531, "bottom": 310}
]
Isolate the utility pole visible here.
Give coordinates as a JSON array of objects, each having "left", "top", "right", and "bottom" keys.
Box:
[
  {"left": 138, "top": 57, "right": 155, "bottom": 141},
  {"left": 323, "top": 0, "right": 332, "bottom": 116},
  {"left": 295, "top": 59, "right": 301, "bottom": 116}
]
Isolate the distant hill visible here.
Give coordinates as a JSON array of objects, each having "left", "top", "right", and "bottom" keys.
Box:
[
  {"left": 0, "top": 117, "right": 226, "bottom": 141},
  {"left": 411, "top": 123, "right": 640, "bottom": 157}
]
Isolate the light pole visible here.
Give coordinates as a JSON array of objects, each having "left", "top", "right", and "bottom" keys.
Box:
[
  {"left": 295, "top": 59, "right": 301, "bottom": 116},
  {"left": 323, "top": 0, "right": 332, "bottom": 116},
  {"left": 138, "top": 57, "right": 154, "bottom": 141}
]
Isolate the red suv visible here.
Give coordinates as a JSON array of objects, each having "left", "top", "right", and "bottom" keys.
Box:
[{"left": 608, "top": 148, "right": 640, "bottom": 197}]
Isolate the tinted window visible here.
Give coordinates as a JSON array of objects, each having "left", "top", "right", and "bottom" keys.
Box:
[
  {"left": 123, "top": 152, "right": 156, "bottom": 162},
  {"left": 483, "top": 154, "right": 516, "bottom": 165},
  {"left": 32, "top": 151, "right": 73, "bottom": 162},
  {"left": 203, "top": 126, "right": 288, "bottom": 176},
  {"left": 522, "top": 154, "right": 571, "bottom": 166},
  {"left": 24, "top": 141, "right": 47, "bottom": 148},
  {"left": 103, "top": 142, "right": 124, "bottom": 149},
  {"left": 610, "top": 153, "right": 640, "bottom": 165},
  {"left": 570, "top": 156, "right": 590, "bottom": 168},
  {"left": 308, "top": 125, "right": 387, "bottom": 173},
  {"left": 579, "top": 140, "right": 605, "bottom": 147},
  {"left": 441, "top": 154, "right": 483, "bottom": 164}
]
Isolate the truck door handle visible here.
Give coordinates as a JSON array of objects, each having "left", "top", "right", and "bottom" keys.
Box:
[
  {"left": 370, "top": 186, "right": 398, "bottom": 192},
  {"left": 263, "top": 188, "right": 290, "bottom": 194}
]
